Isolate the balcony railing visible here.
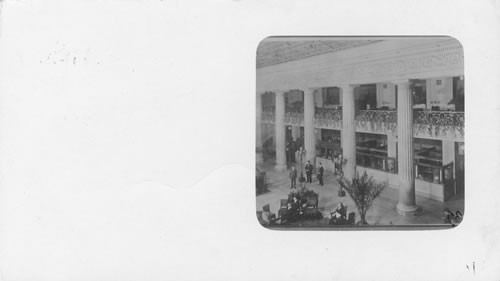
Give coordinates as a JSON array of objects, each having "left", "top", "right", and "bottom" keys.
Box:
[
  {"left": 285, "top": 106, "right": 303, "bottom": 113},
  {"left": 355, "top": 110, "right": 397, "bottom": 134},
  {"left": 284, "top": 110, "right": 304, "bottom": 126},
  {"left": 261, "top": 108, "right": 464, "bottom": 140},
  {"left": 261, "top": 110, "right": 275, "bottom": 124},
  {"left": 314, "top": 108, "right": 342, "bottom": 128},
  {"left": 414, "top": 111, "right": 464, "bottom": 139}
]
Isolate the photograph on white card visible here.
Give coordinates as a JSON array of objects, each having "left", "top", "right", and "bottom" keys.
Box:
[{"left": 256, "top": 36, "right": 465, "bottom": 229}]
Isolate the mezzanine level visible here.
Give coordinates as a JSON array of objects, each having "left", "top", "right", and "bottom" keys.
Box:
[{"left": 261, "top": 108, "right": 464, "bottom": 141}]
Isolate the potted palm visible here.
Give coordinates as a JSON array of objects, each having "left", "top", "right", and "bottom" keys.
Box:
[{"left": 336, "top": 171, "right": 387, "bottom": 225}]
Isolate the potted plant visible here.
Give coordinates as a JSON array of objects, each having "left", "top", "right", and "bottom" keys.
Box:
[{"left": 336, "top": 171, "right": 387, "bottom": 225}]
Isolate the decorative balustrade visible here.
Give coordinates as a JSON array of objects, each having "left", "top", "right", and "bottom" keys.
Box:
[
  {"left": 355, "top": 110, "right": 397, "bottom": 134},
  {"left": 314, "top": 108, "right": 342, "bottom": 128},
  {"left": 286, "top": 106, "right": 304, "bottom": 113},
  {"left": 261, "top": 110, "right": 275, "bottom": 124},
  {"left": 414, "top": 111, "right": 464, "bottom": 140},
  {"left": 261, "top": 107, "right": 464, "bottom": 140},
  {"left": 284, "top": 111, "right": 304, "bottom": 126}
]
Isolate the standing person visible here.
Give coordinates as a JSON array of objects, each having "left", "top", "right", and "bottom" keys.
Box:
[
  {"left": 305, "top": 160, "right": 313, "bottom": 183},
  {"left": 289, "top": 166, "right": 297, "bottom": 189},
  {"left": 317, "top": 162, "right": 324, "bottom": 186},
  {"left": 296, "top": 145, "right": 301, "bottom": 165}
]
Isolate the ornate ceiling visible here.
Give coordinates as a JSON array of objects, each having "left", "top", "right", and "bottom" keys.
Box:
[{"left": 257, "top": 39, "right": 383, "bottom": 68}]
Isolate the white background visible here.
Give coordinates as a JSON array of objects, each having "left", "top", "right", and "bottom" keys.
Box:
[{"left": 0, "top": 0, "right": 499, "bottom": 280}]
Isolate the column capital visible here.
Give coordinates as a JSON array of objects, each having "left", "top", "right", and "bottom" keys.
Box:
[
  {"left": 273, "top": 90, "right": 287, "bottom": 96},
  {"left": 300, "top": 87, "right": 319, "bottom": 94}
]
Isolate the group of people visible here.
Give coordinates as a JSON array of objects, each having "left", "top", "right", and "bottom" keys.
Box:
[
  {"left": 279, "top": 194, "right": 302, "bottom": 223},
  {"left": 280, "top": 187, "right": 321, "bottom": 223},
  {"left": 289, "top": 160, "right": 324, "bottom": 188}
]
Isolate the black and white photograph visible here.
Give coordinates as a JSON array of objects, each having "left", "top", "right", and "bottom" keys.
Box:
[{"left": 256, "top": 37, "right": 465, "bottom": 228}]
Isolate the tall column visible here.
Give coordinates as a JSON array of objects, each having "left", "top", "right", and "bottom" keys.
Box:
[
  {"left": 274, "top": 91, "right": 287, "bottom": 171},
  {"left": 256, "top": 93, "right": 263, "bottom": 165},
  {"left": 304, "top": 89, "right": 316, "bottom": 164},
  {"left": 341, "top": 84, "right": 356, "bottom": 179},
  {"left": 396, "top": 80, "right": 419, "bottom": 215}
]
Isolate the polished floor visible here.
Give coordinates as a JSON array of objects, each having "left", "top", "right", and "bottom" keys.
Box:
[{"left": 256, "top": 159, "right": 465, "bottom": 228}]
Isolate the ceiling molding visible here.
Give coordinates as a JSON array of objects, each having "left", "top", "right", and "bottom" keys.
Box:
[
  {"left": 257, "top": 39, "right": 383, "bottom": 68},
  {"left": 256, "top": 38, "right": 464, "bottom": 92}
]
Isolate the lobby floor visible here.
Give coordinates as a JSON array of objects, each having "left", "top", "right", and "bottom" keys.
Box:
[{"left": 256, "top": 159, "right": 465, "bottom": 228}]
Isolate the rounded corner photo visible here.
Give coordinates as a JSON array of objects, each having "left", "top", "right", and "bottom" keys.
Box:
[{"left": 256, "top": 36, "right": 464, "bottom": 229}]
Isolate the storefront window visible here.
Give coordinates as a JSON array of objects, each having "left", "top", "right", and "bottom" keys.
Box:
[
  {"left": 317, "top": 129, "right": 341, "bottom": 159},
  {"left": 355, "top": 133, "right": 397, "bottom": 173},
  {"left": 414, "top": 138, "right": 449, "bottom": 183}
]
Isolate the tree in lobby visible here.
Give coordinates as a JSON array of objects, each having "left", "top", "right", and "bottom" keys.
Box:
[{"left": 337, "top": 171, "right": 387, "bottom": 225}]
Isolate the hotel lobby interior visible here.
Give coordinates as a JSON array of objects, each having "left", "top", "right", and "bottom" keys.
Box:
[{"left": 255, "top": 37, "right": 465, "bottom": 228}]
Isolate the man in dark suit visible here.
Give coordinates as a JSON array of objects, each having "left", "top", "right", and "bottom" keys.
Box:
[
  {"left": 305, "top": 160, "right": 313, "bottom": 183},
  {"left": 317, "top": 162, "right": 324, "bottom": 186}
]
